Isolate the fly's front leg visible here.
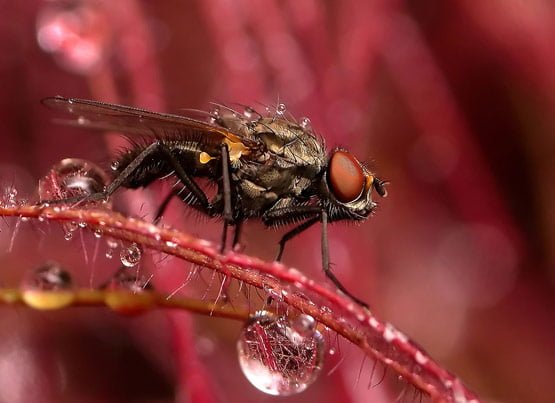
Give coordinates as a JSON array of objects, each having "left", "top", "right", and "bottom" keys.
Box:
[
  {"left": 320, "top": 210, "right": 369, "bottom": 308},
  {"left": 263, "top": 203, "right": 322, "bottom": 261},
  {"left": 275, "top": 217, "right": 319, "bottom": 261}
]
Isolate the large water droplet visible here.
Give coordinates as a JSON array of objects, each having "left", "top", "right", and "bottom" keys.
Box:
[
  {"left": 21, "top": 261, "right": 74, "bottom": 310},
  {"left": 36, "top": 1, "right": 111, "bottom": 74},
  {"left": 237, "top": 311, "right": 324, "bottom": 396},
  {"left": 103, "top": 269, "right": 152, "bottom": 292},
  {"left": 120, "top": 243, "right": 142, "bottom": 268},
  {"left": 38, "top": 158, "right": 110, "bottom": 206},
  {"left": 101, "top": 268, "right": 154, "bottom": 315},
  {"left": 24, "top": 261, "right": 73, "bottom": 291}
]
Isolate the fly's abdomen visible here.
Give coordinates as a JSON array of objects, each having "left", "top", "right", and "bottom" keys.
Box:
[{"left": 112, "top": 139, "right": 220, "bottom": 189}]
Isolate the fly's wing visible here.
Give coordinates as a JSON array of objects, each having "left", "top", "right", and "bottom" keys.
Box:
[{"left": 42, "top": 96, "right": 257, "bottom": 148}]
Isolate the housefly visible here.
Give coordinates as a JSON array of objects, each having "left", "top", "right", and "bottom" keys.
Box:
[{"left": 42, "top": 96, "right": 387, "bottom": 308}]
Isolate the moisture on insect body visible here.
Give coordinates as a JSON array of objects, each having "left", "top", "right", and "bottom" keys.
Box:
[{"left": 41, "top": 96, "right": 387, "bottom": 307}]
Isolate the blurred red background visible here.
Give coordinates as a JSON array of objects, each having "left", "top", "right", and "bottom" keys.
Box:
[{"left": 0, "top": 1, "right": 553, "bottom": 402}]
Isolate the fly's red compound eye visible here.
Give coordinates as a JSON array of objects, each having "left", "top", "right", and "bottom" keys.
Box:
[{"left": 328, "top": 150, "right": 365, "bottom": 203}]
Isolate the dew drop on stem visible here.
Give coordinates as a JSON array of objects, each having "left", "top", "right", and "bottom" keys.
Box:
[
  {"left": 237, "top": 311, "right": 324, "bottom": 396},
  {"left": 120, "top": 243, "right": 142, "bottom": 268},
  {"left": 21, "top": 261, "right": 75, "bottom": 310},
  {"left": 23, "top": 261, "right": 73, "bottom": 291}
]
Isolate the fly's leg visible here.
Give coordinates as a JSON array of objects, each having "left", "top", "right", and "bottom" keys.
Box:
[
  {"left": 232, "top": 220, "right": 243, "bottom": 250},
  {"left": 320, "top": 210, "right": 369, "bottom": 308},
  {"left": 263, "top": 204, "right": 321, "bottom": 260},
  {"left": 219, "top": 143, "right": 235, "bottom": 253},
  {"left": 265, "top": 203, "right": 370, "bottom": 308},
  {"left": 275, "top": 217, "right": 319, "bottom": 261},
  {"left": 40, "top": 142, "right": 211, "bottom": 212}
]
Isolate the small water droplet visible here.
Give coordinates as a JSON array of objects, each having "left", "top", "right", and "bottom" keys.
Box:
[
  {"left": 237, "top": 311, "right": 324, "bottom": 396},
  {"left": 106, "top": 238, "right": 119, "bottom": 248},
  {"left": 120, "top": 243, "right": 142, "bottom": 268},
  {"left": 78, "top": 221, "right": 87, "bottom": 228},
  {"left": 93, "top": 228, "right": 103, "bottom": 238},
  {"left": 110, "top": 160, "right": 119, "bottom": 171},
  {"left": 243, "top": 107, "right": 254, "bottom": 119},
  {"left": 299, "top": 117, "right": 311, "bottom": 130},
  {"left": 276, "top": 103, "right": 287, "bottom": 116},
  {"left": 64, "top": 231, "right": 73, "bottom": 241},
  {"left": 105, "top": 248, "right": 114, "bottom": 259}
]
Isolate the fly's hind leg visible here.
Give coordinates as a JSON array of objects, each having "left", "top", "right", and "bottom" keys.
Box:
[{"left": 41, "top": 141, "right": 211, "bottom": 218}]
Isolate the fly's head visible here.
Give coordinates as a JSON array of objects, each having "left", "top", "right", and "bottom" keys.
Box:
[{"left": 321, "top": 148, "right": 387, "bottom": 222}]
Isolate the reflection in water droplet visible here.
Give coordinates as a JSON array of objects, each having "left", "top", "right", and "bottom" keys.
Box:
[
  {"left": 237, "top": 311, "right": 324, "bottom": 396},
  {"left": 120, "top": 243, "right": 142, "bottom": 268},
  {"left": 38, "top": 158, "right": 110, "bottom": 206},
  {"left": 93, "top": 228, "right": 103, "bottom": 238}
]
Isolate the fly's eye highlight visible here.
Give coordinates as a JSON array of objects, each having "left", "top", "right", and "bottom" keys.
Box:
[{"left": 328, "top": 151, "right": 365, "bottom": 203}]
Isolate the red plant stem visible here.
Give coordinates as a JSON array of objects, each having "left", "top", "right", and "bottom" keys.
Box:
[{"left": 0, "top": 204, "right": 480, "bottom": 402}]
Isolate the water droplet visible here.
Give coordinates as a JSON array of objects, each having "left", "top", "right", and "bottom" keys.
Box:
[
  {"left": 120, "top": 243, "right": 142, "bottom": 268},
  {"left": 21, "top": 261, "right": 75, "bottom": 310},
  {"left": 105, "top": 248, "right": 114, "bottom": 259},
  {"left": 64, "top": 231, "right": 73, "bottom": 241},
  {"left": 78, "top": 221, "right": 87, "bottom": 228},
  {"left": 102, "top": 268, "right": 153, "bottom": 293},
  {"left": 106, "top": 238, "right": 119, "bottom": 249},
  {"left": 93, "top": 228, "right": 103, "bottom": 238},
  {"left": 299, "top": 117, "right": 311, "bottom": 130},
  {"left": 276, "top": 103, "right": 287, "bottom": 116},
  {"left": 237, "top": 311, "right": 324, "bottom": 396},
  {"left": 110, "top": 160, "right": 119, "bottom": 171},
  {"left": 243, "top": 107, "right": 254, "bottom": 119},
  {"left": 25, "top": 261, "right": 73, "bottom": 291},
  {"left": 38, "top": 158, "right": 110, "bottom": 206},
  {"left": 2, "top": 186, "right": 18, "bottom": 207},
  {"left": 36, "top": 1, "right": 111, "bottom": 75}
]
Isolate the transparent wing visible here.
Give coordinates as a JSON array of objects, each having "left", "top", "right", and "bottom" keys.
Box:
[{"left": 42, "top": 96, "right": 255, "bottom": 146}]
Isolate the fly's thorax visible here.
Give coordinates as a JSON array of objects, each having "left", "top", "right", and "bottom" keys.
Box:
[{"left": 249, "top": 118, "right": 326, "bottom": 174}]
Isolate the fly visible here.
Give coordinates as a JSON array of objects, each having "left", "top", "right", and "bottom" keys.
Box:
[{"left": 42, "top": 96, "right": 387, "bottom": 308}]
